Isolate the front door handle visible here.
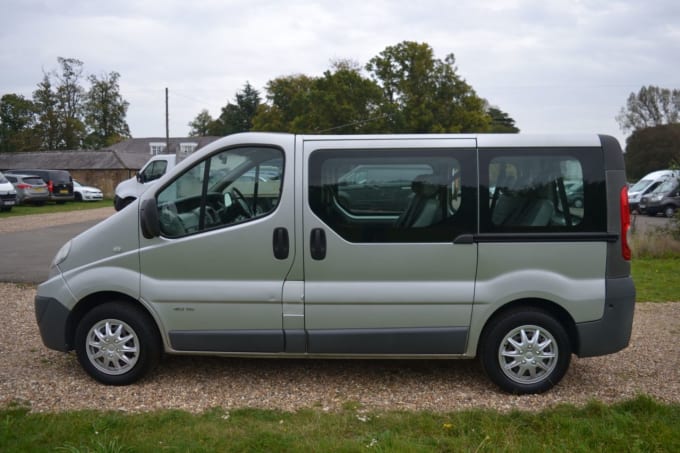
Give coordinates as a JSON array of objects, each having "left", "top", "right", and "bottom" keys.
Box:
[
  {"left": 310, "top": 228, "right": 326, "bottom": 260},
  {"left": 272, "top": 227, "right": 289, "bottom": 260}
]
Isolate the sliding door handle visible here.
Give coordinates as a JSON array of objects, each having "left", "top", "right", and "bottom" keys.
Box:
[
  {"left": 310, "top": 228, "right": 326, "bottom": 260},
  {"left": 272, "top": 227, "right": 289, "bottom": 260}
]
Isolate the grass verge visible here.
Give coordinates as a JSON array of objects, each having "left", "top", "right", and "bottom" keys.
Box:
[
  {"left": 1, "top": 396, "right": 678, "bottom": 452},
  {"left": 0, "top": 200, "right": 112, "bottom": 218},
  {"left": 632, "top": 257, "right": 680, "bottom": 302}
]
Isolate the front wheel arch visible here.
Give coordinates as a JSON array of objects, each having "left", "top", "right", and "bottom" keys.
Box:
[
  {"left": 66, "top": 292, "right": 161, "bottom": 351},
  {"left": 74, "top": 300, "right": 162, "bottom": 385}
]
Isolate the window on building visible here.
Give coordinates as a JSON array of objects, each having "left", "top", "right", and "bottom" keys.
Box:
[
  {"left": 149, "top": 142, "right": 167, "bottom": 155},
  {"left": 180, "top": 142, "right": 198, "bottom": 156}
]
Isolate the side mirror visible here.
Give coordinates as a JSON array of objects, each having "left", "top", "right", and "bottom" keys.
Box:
[
  {"left": 136, "top": 173, "right": 145, "bottom": 183},
  {"left": 140, "top": 198, "right": 160, "bottom": 239}
]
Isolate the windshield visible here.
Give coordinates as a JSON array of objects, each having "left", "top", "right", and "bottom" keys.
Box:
[{"left": 630, "top": 178, "right": 653, "bottom": 192}]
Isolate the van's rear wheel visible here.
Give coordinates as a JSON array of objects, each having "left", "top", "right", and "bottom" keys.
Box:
[
  {"left": 480, "top": 308, "right": 571, "bottom": 394},
  {"left": 75, "top": 302, "right": 161, "bottom": 385}
]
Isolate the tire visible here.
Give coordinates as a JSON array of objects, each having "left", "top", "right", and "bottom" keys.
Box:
[
  {"left": 480, "top": 307, "right": 571, "bottom": 394},
  {"left": 75, "top": 302, "right": 161, "bottom": 385},
  {"left": 74, "top": 192, "right": 83, "bottom": 201},
  {"left": 664, "top": 205, "right": 676, "bottom": 218}
]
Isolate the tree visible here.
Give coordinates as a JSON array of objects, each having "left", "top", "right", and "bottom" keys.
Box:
[
  {"left": 366, "top": 41, "right": 490, "bottom": 133},
  {"left": 209, "top": 82, "right": 262, "bottom": 135},
  {"left": 220, "top": 42, "right": 518, "bottom": 135},
  {"left": 0, "top": 94, "right": 40, "bottom": 152},
  {"left": 624, "top": 124, "right": 680, "bottom": 180},
  {"left": 252, "top": 75, "right": 315, "bottom": 132},
  {"left": 188, "top": 109, "right": 215, "bottom": 136},
  {"left": 32, "top": 74, "right": 61, "bottom": 150},
  {"left": 487, "top": 106, "right": 520, "bottom": 133},
  {"left": 54, "top": 57, "right": 86, "bottom": 149},
  {"left": 253, "top": 62, "right": 385, "bottom": 133},
  {"left": 616, "top": 85, "right": 680, "bottom": 133},
  {"left": 83, "top": 71, "right": 131, "bottom": 148}
]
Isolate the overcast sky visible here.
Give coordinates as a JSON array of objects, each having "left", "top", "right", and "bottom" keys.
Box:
[{"left": 1, "top": 0, "right": 679, "bottom": 147}]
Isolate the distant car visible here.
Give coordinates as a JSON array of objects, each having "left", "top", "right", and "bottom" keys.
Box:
[
  {"left": 0, "top": 171, "right": 18, "bottom": 212},
  {"left": 73, "top": 180, "right": 104, "bottom": 201},
  {"left": 5, "top": 169, "right": 74, "bottom": 203},
  {"left": 564, "top": 180, "right": 584, "bottom": 208},
  {"left": 4, "top": 173, "right": 49, "bottom": 205},
  {"left": 639, "top": 178, "right": 680, "bottom": 217}
]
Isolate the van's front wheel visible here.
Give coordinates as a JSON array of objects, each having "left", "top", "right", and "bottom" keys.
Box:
[
  {"left": 75, "top": 302, "right": 161, "bottom": 385},
  {"left": 480, "top": 308, "right": 571, "bottom": 394}
]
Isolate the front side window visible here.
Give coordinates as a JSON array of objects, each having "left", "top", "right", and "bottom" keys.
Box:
[
  {"left": 142, "top": 161, "right": 168, "bottom": 183},
  {"left": 481, "top": 148, "right": 606, "bottom": 233},
  {"left": 309, "top": 149, "right": 476, "bottom": 242},
  {"left": 156, "top": 147, "right": 283, "bottom": 238}
]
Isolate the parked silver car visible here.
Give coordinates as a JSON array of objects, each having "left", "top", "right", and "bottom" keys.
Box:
[{"left": 4, "top": 173, "right": 49, "bottom": 205}]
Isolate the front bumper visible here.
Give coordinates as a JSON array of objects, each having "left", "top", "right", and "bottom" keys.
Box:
[
  {"left": 81, "top": 192, "right": 104, "bottom": 201},
  {"left": 35, "top": 295, "right": 72, "bottom": 352}
]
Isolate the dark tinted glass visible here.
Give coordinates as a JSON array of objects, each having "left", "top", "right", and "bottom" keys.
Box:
[
  {"left": 480, "top": 148, "right": 606, "bottom": 233},
  {"left": 309, "top": 149, "right": 477, "bottom": 243}
]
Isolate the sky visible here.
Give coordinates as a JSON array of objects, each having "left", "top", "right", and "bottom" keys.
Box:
[{"left": 1, "top": 0, "right": 679, "bottom": 148}]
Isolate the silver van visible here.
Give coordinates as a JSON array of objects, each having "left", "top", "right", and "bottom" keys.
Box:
[{"left": 35, "top": 133, "right": 635, "bottom": 394}]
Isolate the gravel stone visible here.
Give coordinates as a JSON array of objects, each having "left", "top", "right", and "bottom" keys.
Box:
[
  {"left": 1, "top": 209, "right": 678, "bottom": 413},
  {"left": 2, "top": 284, "right": 678, "bottom": 414}
]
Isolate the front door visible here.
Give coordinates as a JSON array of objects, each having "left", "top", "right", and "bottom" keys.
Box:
[
  {"left": 139, "top": 137, "right": 295, "bottom": 353},
  {"left": 302, "top": 137, "right": 478, "bottom": 355}
]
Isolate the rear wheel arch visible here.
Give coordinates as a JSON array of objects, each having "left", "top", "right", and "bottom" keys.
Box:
[
  {"left": 476, "top": 298, "right": 579, "bottom": 393},
  {"left": 478, "top": 299, "right": 579, "bottom": 355}
]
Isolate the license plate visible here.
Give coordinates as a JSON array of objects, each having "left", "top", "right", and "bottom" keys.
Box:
[
  {"left": 640, "top": 204, "right": 646, "bottom": 209},
  {"left": 34, "top": 188, "right": 47, "bottom": 193},
  {"left": 3, "top": 201, "right": 15, "bottom": 206},
  {"left": 59, "top": 189, "right": 68, "bottom": 194}
]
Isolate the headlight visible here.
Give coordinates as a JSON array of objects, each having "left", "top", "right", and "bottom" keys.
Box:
[
  {"left": 651, "top": 194, "right": 663, "bottom": 202},
  {"left": 52, "top": 240, "right": 72, "bottom": 267}
]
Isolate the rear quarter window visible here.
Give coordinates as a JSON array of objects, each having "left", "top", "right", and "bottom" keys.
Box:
[{"left": 480, "top": 148, "right": 606, "bottom": 233}]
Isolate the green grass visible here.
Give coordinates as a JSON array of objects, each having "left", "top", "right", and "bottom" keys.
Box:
[
  {"left": 0, "top": 199, "right": 112, "bottom": 217},
  {"left": 1, "top": 396, "right": 677, "bottom": 452},
  {"left": 632, "top": 257, "right": 680, "bottom": 302}
]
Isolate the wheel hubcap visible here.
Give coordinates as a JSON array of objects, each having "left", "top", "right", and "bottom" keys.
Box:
[
  {"left": 86, "top": 319, "right": 139, "bottom": 375},
  {"left": 498, "top": 324, "right": 558, "bottom": 385}
]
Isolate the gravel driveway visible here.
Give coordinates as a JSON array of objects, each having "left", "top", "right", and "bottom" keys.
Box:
[
  {"left": 1, "top": 209, "right": 678, "bottom": 413},
  {"left": 1, "top": 284, "right": 678, "bottom": 414}
]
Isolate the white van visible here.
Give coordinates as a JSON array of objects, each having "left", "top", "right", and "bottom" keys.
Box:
[
  {"left": 0, "top": 171, "right": 18, "bottom": 211},
  {"left": 35, "top": 133, "right": 635, "bottom": 394},
  {"left": 628, "top": 169, "right": 680, "bottom": 213},
  {"left": 114, "top": 154, "right": 176, "bottom": 211}
]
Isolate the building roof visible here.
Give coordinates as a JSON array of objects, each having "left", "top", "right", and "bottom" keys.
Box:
[
  {"left": 105, "top": 136, "right": 220, "bottom": 155},
  {"left": 0, "top": 137, "right": 221, "bottom": 171}
]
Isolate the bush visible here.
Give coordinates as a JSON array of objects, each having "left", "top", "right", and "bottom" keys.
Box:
[{"left": 629, "top": 218, "right": 680, "bottom": 259}]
